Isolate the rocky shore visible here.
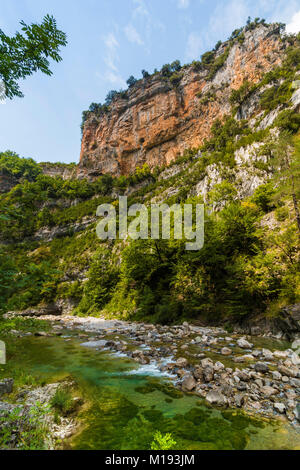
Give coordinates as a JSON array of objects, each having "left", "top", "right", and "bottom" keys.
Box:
[
  {"left": 13, "top": 315, "right": 299, "bottom": 429},
  {"left": 0, "top": 379, "right": 79, "bottom": 449}
]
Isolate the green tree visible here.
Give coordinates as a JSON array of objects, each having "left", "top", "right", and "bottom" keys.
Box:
[
  {"left": 269, "top": 133, "right": 300, "bottom": 236},
  {"left": 0, "top": 14, "right": 67, "bottom": 99},
  {"left": 126, "top": 75, "right": 138, "bottom": 87},
  {"left": 0, "top": 250, "right": 18, "bottom": 311},
  {"left": 0, "top": 151, "right": 41, "bottom": 181}
]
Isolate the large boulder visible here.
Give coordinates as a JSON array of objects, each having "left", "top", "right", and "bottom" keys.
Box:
[
  {"left": 254, "top": 362, "right": 269, "bottom": 373},
  {"left": 221, "top": 347, "right": 232, "bottom": 356},
  {"left": 205, "top": 390, "right": 227, "bottom": 406},
  {"left": 182, "top": 375, "right": 197, "bottom": 392},
  {"left": 278, "top": 365, "right": 299, "bottom": 378},
  {"left": 176, "top": 357, "right": 188, "bottom": 368},
  {"left": 203, "top": 366, "right": 214, "bottom": 383},
  {"left": 237, "top": 338, "right": 253, "bottom": 349}
]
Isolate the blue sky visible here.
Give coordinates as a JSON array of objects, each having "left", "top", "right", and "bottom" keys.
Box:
[{"left": 1, "top": 0, "right": 300, "bottom": 164}]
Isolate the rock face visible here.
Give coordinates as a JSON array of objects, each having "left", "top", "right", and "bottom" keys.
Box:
[
  {"left": 39, "top": 163, "right": 77, "bottom": 180},
  {"left": 78, "top": 24, "right": 283, "bottom": 179}
]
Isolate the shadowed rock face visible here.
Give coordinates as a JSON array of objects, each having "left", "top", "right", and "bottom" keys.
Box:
[{"left": 78, "top": 24, "right": 283, "bottom": 180}]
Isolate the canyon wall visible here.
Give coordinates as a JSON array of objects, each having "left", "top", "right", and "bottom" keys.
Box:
[{"left": 78, "top": 24, "right": 284, "bottom": 179}]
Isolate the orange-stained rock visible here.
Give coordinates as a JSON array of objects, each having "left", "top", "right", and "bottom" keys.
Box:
[{"left": 78, "top": 24, "right": 283, "bottom": 179}]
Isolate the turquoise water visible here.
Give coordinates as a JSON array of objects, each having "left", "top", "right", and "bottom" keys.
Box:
[{"left": 2, "top": 332, "right": 300, "bottom": 450}]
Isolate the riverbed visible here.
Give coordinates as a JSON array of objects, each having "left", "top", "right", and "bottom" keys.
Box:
[{"left": 2, "top": 321, "right": 300, "bottom": 450}]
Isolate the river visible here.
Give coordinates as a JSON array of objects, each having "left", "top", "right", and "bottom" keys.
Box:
[{"left": 3, "top": 326, "right": 300, "bottom": 450}]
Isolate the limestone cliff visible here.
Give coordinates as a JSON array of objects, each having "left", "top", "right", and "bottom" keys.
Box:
[{"left": 78, "top": 23, "right": 284, "bottom": 179}]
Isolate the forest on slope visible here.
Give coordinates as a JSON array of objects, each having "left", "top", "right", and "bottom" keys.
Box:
[{"left": 0, "top": 20, "right": 300, "bottom": 327}]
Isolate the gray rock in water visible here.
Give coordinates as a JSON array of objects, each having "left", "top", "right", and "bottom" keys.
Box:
[
  {"left": 290, "top": 377, "right": 300, "bottom": 388},
  {"left": 291, "top": 352, "right": 300, "bottom": 366},
  {"left": 182, "top": 375, "right": 197, "bottom": 392},
  {"left": 261, "top": 386, "right": 279, "bottom": 397},
  {"left": 203, "top": 366, "right": 214, "bottom": 383},
  {"left": 193, "top": 367, "right": 203, "bottom": 381},
  {"left": 214, "top": 361, "right": 225, "bottom": 371},
  {"left": 221, "top": 347, "right": 232, "bottom": 356},
  {"left": 201, "top": 358, "right": 213, "bottom": 368},
  {"left": 272, "top": 371, "right": 282, "bottom": 381},
  {"left": 206, "top": 390, "right": 227, "bottom": 406},
  {"left": 237, "top": 338, "right": 253, "bottom": 349},
  {"left": 234, "top": 354, "right": 254, "bottom": 363},
  {"left": 274, "top": 402, "right": 286, "bottom": 414},
  {"left": 291, "top": 339, "right": 300, "bottom": 350},
  {"left": 234, "top": 394, "right": 245, "bottom": 407},
  {"left": 262, "top": 349, "right": 273, "bottom": 360},
  {"left": 254, "top": 362, "right": 269, "bottom": 373},
  {"left": 194, "top": 336, "right": 202, "bottom": 343},
  {"left": 278, "top": 365, "right": 298, "bottom": 378},
  {"left": 0, "top": 378, "right": 14, "bottom": 396},
  {"left": 176, "top": 357, "right": 188, "bottom": 368}
]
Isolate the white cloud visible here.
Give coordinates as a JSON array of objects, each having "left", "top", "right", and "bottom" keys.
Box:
[
  {"left": 286, "top": 10, "right": 300, "bottom": 33},
  {"left": 178, "top": 0, "right": 190, "bottom": 8},
  {"left": 124, "top": 24, "right": 144, "bottom": 45},
  {"left": 102, "top": 32, "right": 126, "bottom": 87},
  {"left": 103, "top": 70, "right": 126, "bottom": 88},
  {"left": 103, "top": 32, "right": 119, "bottom": 71},
  {"left": 133, "top": 0, "right": 149, "bottom": 19},
  {"left": 185, "top": 32, "right": 203, "bottom": 61}
]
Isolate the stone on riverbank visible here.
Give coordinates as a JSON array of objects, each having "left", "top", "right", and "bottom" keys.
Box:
[
  {"left": 206, "top": 390, "right": 227, "bottom": 406},
  {"left": 181, "top": 375, "right": 197, "bottom": 392}
]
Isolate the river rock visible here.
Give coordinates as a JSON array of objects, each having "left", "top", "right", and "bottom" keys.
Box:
[
  {"left": 274, "top": 402, "right": 286, "bottom": 414},
  {"left": 237, "top": 338, "right": 253, "bottom": 349},
  {"left": 234, "top": 354, "right": 254, "bottom": 363},
  {"left": 278, "top": 365, "right": 298, "bottom": 378},
  {"left": 194, "top": 336, "right": 202, "bottom": 343},
  {"left": 252, "top": 350, "right": 261, "bottom": 358},
  {"left": 272, "top": 371, "right": 282, "bottom": 381},
  {"left": 214, "top": 361, "right": 225, "bottom": 371},
  {"left": 262, "top": 349, "right": 273, "bottom": 360},
  {"left": 193, "top": 367, "right": 203, "bottom": 381},
  {"left": 254, "top": 362, "right": 269, "bottom": 373},
  {"left": 220, "top": 384, "right": 233, "bottom": 396},
  {"left": 291, "top": 352, "right": 300, "bottom": 366},
  {"left": 261, "top": 386, "right": 279, "bottom": 397},
  {"left": 290, "top": 377, "right": 300, "bottom": 388},
  {"left": 201, "top": 358, "right": 213, "bottom": 368},
  {"left": 221, "top": 347, "right": 232, "bottom": 356},
  {"left": 234, "top": 394, "right": 245, "bottom": 407},
  {"left": 182, "top": 375, "right": 197, "bottom": 392},
  {"left": 203, "top": 366, "right": 214, "bottom": 382},
  {"left": 176, "top": 357, "right": 188, "bottom": 368},
  {"left": 273, "top": 350, "right": 289, "bottom": 359},
  {"left": 291, "top": 339, "right": 300, "bottom": 350},
  {"left": 205, "top": 390, "right": 227, "bottom": 406}
]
